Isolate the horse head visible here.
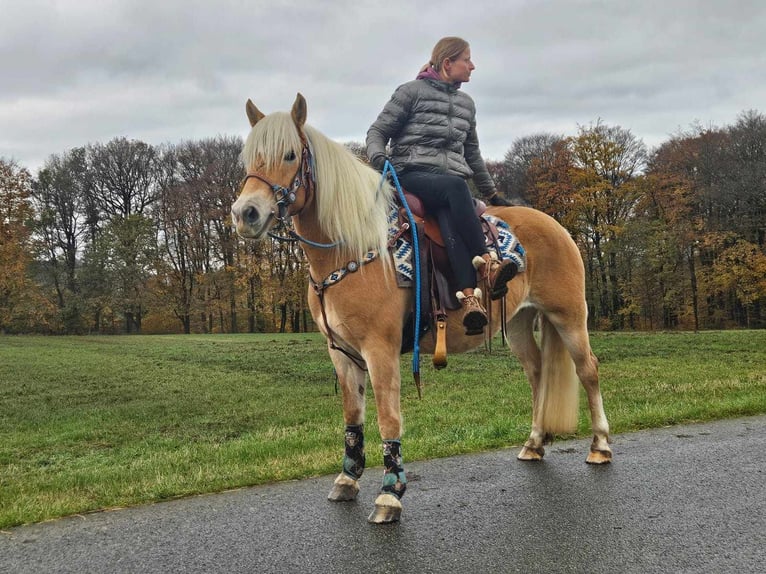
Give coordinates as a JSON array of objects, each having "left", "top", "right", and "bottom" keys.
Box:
[{"left": 231, "top": 93, "right": 313, "bottom": 239}]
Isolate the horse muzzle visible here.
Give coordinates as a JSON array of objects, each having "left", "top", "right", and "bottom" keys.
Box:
[{"left": 231, "top": 196, "right": 274, "bottom": 239}]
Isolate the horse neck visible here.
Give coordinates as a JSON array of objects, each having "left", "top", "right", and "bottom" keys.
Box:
[{"left": 292, "top": 205, "right": 344, "bottom": 274}]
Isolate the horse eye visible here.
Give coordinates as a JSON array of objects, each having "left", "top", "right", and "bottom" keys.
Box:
[{"left": 284, "top": 150, "right": 297, "bottom": 161}]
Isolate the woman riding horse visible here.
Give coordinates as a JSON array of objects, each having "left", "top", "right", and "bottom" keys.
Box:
[
  {"left": 231, "top": 92, "right": 612, "bottom": 524},
  {"left": 367, "top": 36, "right": 517, "bottom": 336}
]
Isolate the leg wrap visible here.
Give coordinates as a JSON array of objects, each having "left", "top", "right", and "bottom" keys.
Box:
[
  {"left": 342, "top": 424, "right": 366, "bottom": 480},
  {"left": 381, "top": 440, "right": 407, "bottom": 499}
]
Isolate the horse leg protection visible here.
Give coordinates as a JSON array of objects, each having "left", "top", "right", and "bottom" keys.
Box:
[
  {"left": 342, "top": 424, "right": 366, "bottom": 479},
  {"left": 380, "top": 439, "right": 407, "bottom": 499}
]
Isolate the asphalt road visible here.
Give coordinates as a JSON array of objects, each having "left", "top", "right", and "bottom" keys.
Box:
[{"left": 2, "top": 415, "right": 765, "bottom": 574}]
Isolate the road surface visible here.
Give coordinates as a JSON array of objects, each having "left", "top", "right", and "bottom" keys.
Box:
[{"left": 2, "top": 416, "right": 765, "bottom": 573}]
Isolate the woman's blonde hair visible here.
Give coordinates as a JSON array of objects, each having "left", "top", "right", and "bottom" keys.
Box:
[{"left": 430, "top": 37, "right": 469, "bottom": 72}]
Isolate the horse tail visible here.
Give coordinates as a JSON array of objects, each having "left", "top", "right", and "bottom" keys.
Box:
[{"left": 536, "top": 314, "right": 579, "bottom": 435}]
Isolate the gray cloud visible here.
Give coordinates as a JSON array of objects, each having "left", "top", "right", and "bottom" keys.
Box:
[{"left": 2, "top": 0, "right": 765, "bottom": 171}]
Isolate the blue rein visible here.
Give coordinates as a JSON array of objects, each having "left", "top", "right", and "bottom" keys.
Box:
[{"left": 381, "top": 160, "right": 422, "bottom": 390}]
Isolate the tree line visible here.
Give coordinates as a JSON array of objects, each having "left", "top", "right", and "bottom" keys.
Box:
[{"left": 1, "top": 110, "right": 764, "bottom": 334}]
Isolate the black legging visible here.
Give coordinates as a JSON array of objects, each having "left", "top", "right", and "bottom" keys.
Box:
[{"left": 398, "top": 170, "right": 487, "bottom": 291}]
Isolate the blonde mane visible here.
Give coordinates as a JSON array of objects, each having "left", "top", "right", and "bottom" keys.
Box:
[{"left": 241, "top": 112, "right": 394, "bottom": 266}]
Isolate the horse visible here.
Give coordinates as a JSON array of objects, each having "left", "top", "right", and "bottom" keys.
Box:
[{"left": 231, "top": 93, "right": 612, "bottom": 524}]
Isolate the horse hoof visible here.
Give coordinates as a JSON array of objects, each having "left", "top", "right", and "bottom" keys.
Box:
[
  {"left": 517, "top": 445, "right": 545, "bottom": 461},
  {"left": 328, "top": 474, "right": 360, "bottom": 501},
  {"left": 586, "top": 449, "right": 613, "bottom": 465},
  {"left": 367, "top": 493, "right": 402, "bottom": 524}
]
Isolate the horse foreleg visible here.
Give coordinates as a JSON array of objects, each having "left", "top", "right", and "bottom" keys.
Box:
[
  {"left": 365, "top": 349, "right": 406, "bottom": 524},
  {"left": 327, "top": 349, "right": 368, "bottom": 502}
]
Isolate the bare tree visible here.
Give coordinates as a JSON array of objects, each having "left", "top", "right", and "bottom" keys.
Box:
[
  {"left": 156, "top": 136, "right": 243, "bottom": 333},
  {"left": 503, "top": 133, "right": 566, "bottom": 205},
  {"left": 87, "top": 138, "right": 162, "bottom": 333},
  {"left": 32, "top": 148, "right": 90, "bottom": 325}
]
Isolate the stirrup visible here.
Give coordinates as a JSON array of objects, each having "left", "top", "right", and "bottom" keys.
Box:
[
  {"left": 472, "top": 253, "right": 518, "bottom": 300},
  {"left": 456, "top": 289, "right": 487, "bottom": 336}
]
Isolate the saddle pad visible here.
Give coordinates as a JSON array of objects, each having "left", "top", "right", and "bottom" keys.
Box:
[{"left": 389, "top": 209, "right": 527, "bottom": 284}]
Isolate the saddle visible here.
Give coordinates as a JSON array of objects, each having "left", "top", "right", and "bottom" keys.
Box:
[{"left": 394, "top": 191, "right": 502, "bottom": 368}]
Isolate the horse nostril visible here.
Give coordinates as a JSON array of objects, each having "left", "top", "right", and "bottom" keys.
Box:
[{"left": 243, "top": 206, "right": 258, "bottom": 224}]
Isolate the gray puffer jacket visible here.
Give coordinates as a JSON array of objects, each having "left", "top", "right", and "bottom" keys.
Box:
[{"left": 366, "top": 77, "right": 496, "bottom": 198}]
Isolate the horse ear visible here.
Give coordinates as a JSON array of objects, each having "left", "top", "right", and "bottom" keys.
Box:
[
  {"left": 246, "top": 99, "right": 265, "bottom": 127},
  {"left": 291, "top": 93, "right": 307, "bottom": 128}
]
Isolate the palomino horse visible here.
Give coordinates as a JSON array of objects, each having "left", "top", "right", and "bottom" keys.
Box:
[{"left": 231, "top": 94, "right": 612, "bottom": 524}]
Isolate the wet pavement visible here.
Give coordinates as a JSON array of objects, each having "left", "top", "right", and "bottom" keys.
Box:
[{"left": 2, "top": 415, "right": 765, "bottom": 573}]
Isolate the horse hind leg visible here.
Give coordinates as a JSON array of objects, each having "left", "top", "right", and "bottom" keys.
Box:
[
  {"left": 518, "top": 313, "right": 590, "bottom": 461},
  {"left": 327, "top": 350, "right": 368, "bottom": 502},
  {"left": 506, "top": 308, "right": 548, "bottom": 461},
  {"left": 550, "top": 314, "right": 612, "bottom": 464},
  {"left": 576, "top": 345, "right": 612, "bottom": 464}
]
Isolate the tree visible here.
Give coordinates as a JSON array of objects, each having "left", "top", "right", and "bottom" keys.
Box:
[
  {"left": 155, "top": 137, "right": 243, "bottom": 334},
  {"left": 644, "top": 114, "right": 766, "bottom": 329},
  {"left": 502, "top": 133, "right": 566, "bottom": 206},
  {"left": 520, "top": 137, "right": 580, "bottom": 229},
  {"left": 641, "top": 134, "right": 709, "bottom": 330},
  {"left": 0, "top": 159, "right": 52, "bottom": 332},
  {"left": 32, "top": 148, "right": 90, "bottom": 332},
  {"left": 723, "top": 110, "right": 766, "bottom": 246},
  {"left": 88, "top": 138, "right": 161, "bottom": 332},
  {"left": 710, "top": 239, "right": 766, "bottom": 327},
  {"left": 344, "top": 141, "right": 368, "bottom": 162},
  {"left": 570, "top": 121, "right": 647, "bottom": 328}
]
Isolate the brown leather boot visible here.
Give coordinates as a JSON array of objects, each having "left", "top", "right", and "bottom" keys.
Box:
[
  {"left": 488, "top": 258, "right": 517, "bottom": 300},
  {"left": 456, "top": 289, "right": 487, "bottom": 336},
  {"left": 473, "top": 253, "right": 518, "bottom": 300}
]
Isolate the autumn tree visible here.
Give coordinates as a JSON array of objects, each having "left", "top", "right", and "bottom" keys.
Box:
[
  {"left": 722, "top": 110, "right": 766, "bottom": 246},
  {"left": 644, "top": 113, "right": 766, "bottom": 329},
  {"left": 0, "top": 159, "right": 52, "bottom": 332},
  {"left": 196, "top": 136, "right": 243, "bottom": 333},
  {"left": 570, "top": 121, "right": 647, "bottom": 328}
]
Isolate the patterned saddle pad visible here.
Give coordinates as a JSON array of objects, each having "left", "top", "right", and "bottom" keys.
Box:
[{"left": 389, "top": 210, "right": 527, "bottom": 284}]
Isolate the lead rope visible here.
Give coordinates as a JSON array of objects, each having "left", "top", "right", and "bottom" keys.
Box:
[{"left": 381, "top": 160, "right": 423, "bottom": 399}]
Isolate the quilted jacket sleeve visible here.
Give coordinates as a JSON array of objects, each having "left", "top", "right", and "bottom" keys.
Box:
[
  {"left": 366, "top": 84, "right": 414, "bottom": 171},
  {"left": 464, "top": 123, "right": 497, "bottom": 199}
]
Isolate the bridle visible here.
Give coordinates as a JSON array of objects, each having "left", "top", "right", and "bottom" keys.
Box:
[
  {"left": 240, "top": 136, "right": 339, "bottom": 248},
  {"left": 241, "top": 140, "right": 310, "bottom": 226}
]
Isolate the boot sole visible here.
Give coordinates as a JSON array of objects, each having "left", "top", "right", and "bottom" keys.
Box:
[{"left": 463, "top": 310, "right": 488, "bottom": 336}]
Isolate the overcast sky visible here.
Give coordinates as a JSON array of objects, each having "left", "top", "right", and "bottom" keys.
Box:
[{"left": 2, "top": 0, "right": 765, "bottom": 173}]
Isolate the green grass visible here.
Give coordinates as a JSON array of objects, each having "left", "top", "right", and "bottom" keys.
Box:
[{"left": 1, "top": 331, "right": 764, "bottom": 529}]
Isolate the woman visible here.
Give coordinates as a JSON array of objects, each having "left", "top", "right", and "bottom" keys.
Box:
[{"left": 367, "top": 36, "right": 516, "bottom": 335}]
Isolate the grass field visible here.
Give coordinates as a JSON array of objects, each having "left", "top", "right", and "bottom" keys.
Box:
[{"left": 1, "top": 330, "right": 765, "bottom": 529}]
